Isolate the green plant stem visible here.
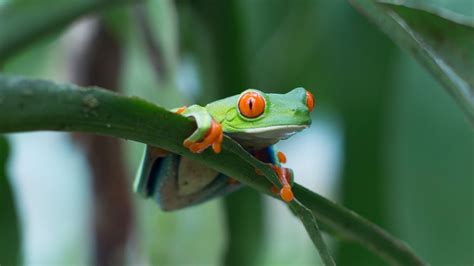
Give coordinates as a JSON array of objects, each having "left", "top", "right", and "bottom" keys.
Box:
[
  {"left": 0, "top": 75, "right": 426, "bottom": 265},
  {"left": 223, "top": 188, "right": 264, "bottom": 266},
  {"left": 0, "top": 75, "right": 274, "bottom": 192}
]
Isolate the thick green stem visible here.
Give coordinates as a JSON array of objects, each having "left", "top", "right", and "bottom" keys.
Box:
[
  {"left": 0, "top": 75, "right": 426, "bottom": 265},
  {"left": 0, "top": 74, "right": 274, "bottom": 193},
  {"left": 223, "top": 188, "right": 264, "bottom": 266}
]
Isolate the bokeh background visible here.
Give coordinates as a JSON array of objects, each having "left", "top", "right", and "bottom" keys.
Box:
[{"left": 0, "top": 0, "right": 472, "bottom": 265}]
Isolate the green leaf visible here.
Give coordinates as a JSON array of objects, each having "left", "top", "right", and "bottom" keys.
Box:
[
  {"left": 0, "top": 74, "right": 426, "bottom": 265},
  {"left": 223, "top": 188, "right": 264, "bottom": 266},
  {"left": 385, "top": 50, "right": 474, "bottom": 264},
  {"left": 349, "top": 0, "right": 474, "bottom": 123},
  {"left": 289, "top": 200, "right": 335, "bottom": 266},
  {"left": 0, "top": 0, "right": 130, "bottom": 63},
  {"left": 0, "top": 136, "right": 20, "bottom": 265}
]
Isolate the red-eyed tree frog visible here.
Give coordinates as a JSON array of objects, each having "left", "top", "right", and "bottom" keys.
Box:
[{"left": 134, "top": 87, "right": 314, "bottom": 210}]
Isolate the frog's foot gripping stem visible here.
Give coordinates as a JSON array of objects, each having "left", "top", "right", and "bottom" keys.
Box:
[
  {"left": 270, "top": 165, "right": 294, "bottom": 202},
  {"left": 175, "top": 105, "right": 223, "bottom": 154},
  {"left": 184, "top": 120, "right": 223, "bottom": 153}
]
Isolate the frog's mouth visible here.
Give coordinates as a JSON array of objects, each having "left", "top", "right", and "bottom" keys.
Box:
[{"left": 226, "top": 125, "right": 308, "bottom": 149}]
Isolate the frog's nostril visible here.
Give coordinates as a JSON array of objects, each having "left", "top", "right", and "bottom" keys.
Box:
[{"left": 305, "top": 90, "right": 315, "bottom": 112}]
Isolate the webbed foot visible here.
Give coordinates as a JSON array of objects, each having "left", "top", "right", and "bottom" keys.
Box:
[
  {"left": 270, "top": 165, "right": 294, "bottom": 202},
  {"left": 174, "top": 105, "right": 224, "bottom": 154},
  {"left": 183, "top": 119, "right": 223, "bottom": 153}
]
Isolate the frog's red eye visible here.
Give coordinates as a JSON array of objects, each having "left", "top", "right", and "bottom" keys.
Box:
[{"left": 238, "top": 91, "right": 265, "bottom": 118}]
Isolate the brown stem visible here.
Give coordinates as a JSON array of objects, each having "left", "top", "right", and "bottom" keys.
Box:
[
  {"left": 70, "top": 20, "right": 133, "bottom": 266},
  {"left": 133, "top": 2, "right": 168, "bottom": 83}
]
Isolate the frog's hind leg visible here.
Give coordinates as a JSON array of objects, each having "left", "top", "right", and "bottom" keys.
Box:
[
  {"left": 134, "top": 145, "right": 171, "bottom": 198},
  {"left": 135, "top": 145, "right": 242, "bottom": 210},
  {"left": 158, "top": 157, "right": 242, "bottom": 211}
]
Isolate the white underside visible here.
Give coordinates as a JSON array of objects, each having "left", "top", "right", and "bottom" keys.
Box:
[{"left": 227, "top": 125, "right": 308, "bottom": 148}]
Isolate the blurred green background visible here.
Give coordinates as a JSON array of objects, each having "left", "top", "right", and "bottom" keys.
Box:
[{"left": 0, "top": 0, "right": 472, "bottom": 265}]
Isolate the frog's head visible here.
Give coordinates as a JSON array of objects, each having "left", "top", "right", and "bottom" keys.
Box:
[{"left": 206, "top": 87, "right": 314, "bottom": 149}]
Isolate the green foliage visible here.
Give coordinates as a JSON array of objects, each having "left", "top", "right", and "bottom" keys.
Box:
[
  {"left": 350, "top": 0, "right": 474, "bottom": 122},
  {"left": 385, "top": 52, "right": 474, "bottom": 265}
]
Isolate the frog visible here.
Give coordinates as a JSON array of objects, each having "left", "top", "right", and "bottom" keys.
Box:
[{"left": 134, "top": 87, "right": 314, "bottom": 210}]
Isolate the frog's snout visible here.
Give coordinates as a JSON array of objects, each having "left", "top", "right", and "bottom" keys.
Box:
[{"left": 288, "top": 87, "right": 315, "bottom": 113}]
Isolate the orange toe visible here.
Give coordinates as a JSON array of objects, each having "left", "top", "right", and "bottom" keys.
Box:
[
  {"left": 271, "top": 164, "right": 294, "bottom": 202},
  {"left": 175, "top": 106, "right": 187, "bottom": 114},
  {"left": 280, "top": 186, "right": 294, "bottom": 202},
  {"left": 184, "top": 119, "right": 223, "bottom": 154},
  {"left": 211, "top": 122, "right": 223, "bottom": 153},
  {"left": 277, "top": 151, "right": 287, "bottom": 164}
]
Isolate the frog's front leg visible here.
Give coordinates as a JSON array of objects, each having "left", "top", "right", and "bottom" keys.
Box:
[{"left": 174, "top": 105, "right": 223, "bottom": 154}]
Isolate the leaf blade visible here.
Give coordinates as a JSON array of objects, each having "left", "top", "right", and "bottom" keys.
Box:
[
  {"left": 289, "top": 200, "right": 335, "bottom": 266},
  {"left": 349, "top": 0, "right": 474, "bottom": 122}
]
